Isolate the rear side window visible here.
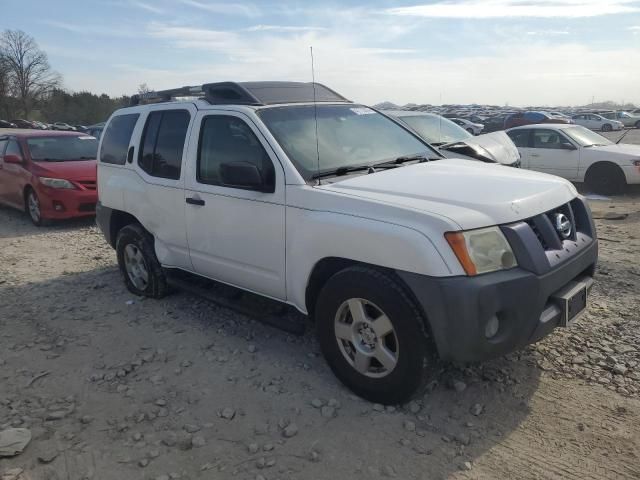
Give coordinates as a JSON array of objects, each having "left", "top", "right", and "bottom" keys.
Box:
[
  {"left": 100, "top": 114, "right": 139, "bottom": 165},
  {"left": 138, "top": 110, "right": 190, "bottom": 180},
  {"left": 0, "top": 139, "right": 7, "bottom": 156},
  {"left": 5, "top": 139, "right": 23, "bottom": 157},
  {"left": 507, "top": 129, "right": 530, "bottom": 148},
  {"left": 197, "top": 115, "right": 274, "bottom": 189}
]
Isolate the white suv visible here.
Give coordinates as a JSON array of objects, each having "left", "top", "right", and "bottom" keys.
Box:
[{"left": 96, "top": 81, "right": 598, "bottom": 404}]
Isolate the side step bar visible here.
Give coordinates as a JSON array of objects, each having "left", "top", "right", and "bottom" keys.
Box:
[{"left": 165, "top": 271, "right": 307, "bottom": 335}]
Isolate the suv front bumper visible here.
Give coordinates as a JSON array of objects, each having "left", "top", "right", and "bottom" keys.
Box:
[{"left": 397, "top": 238, "right": 597, "bottom": 363}]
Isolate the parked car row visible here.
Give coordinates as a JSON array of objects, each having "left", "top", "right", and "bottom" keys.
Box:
[{"left": 0, "top": 119, "right": 106, "bottom": 134}]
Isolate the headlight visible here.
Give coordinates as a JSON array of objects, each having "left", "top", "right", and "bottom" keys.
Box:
[
  {"left": 39, "top": 177, "right": 75, "bottom": 189},
  {"left": 445, "top": 226, "right": 517, "bottom": 275}
]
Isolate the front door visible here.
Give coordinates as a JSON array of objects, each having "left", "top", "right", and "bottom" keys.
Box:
[
  {"left": 528, "top": 129, "right": 580, "bottom": 180},
  {"left": 184, "top": 111, "right": 286, "bottom": 300}
]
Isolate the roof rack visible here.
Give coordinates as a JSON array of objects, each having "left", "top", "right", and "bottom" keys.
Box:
[{"left": 130, "top": 81, "right": 351, "bottom": 106}]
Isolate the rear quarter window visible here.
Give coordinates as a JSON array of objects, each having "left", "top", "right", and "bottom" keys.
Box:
[{"left": 100, "top": 114, "right": 140, "bottom": 165}]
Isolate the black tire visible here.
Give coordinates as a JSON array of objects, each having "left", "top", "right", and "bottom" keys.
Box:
[
  {"left": 315, "top": 266, "right": 435, "bottom": 404},
  {"left": 24, "top": 188, "right": 50, "bottom": 226},
  {"left": 602, "top": 124, "right": 612, "bottom": 132},
  {"left": 585, "top": 163, "right": 626, "bottom": 195},
  {"left": 635, "top": 120, "right": 640, "bottom": 129},
  {"left": 116, "top": 224, "right": 169, "bottom": 298}
]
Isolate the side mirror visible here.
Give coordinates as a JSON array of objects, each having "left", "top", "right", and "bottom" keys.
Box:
[
  {"left": 220, "top": 161, "right": 271, "bottom": 192},
  {"left": 3, "top": 154, "right": 23, "bottom": 164},
  {"left": 561, "top": 142, "right": 576, "bottom": 151}
]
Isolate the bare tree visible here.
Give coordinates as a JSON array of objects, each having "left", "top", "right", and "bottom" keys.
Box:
[
  {"left": 0, "top": 30, "right": 60, "bottom": 117},
  {"left": 138, "top": 83, "right": 152, "bottom": 94}
]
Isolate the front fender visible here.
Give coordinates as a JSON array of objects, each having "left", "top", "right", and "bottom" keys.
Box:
[{"left": 286, "top": 207, "right": 454, "bottom": 313}]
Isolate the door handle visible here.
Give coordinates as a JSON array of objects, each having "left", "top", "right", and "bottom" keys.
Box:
[
  {"left": 530, "top": 154, "right": 540, "bottom": 157},
  {"left": 186, "top": 197, "right": 205, "bottom": 206}
]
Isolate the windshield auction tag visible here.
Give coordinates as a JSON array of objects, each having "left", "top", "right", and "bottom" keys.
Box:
[
  {"left": 350, "top": 107, "right": 375, "bottom": 115},
  {"left": 79, "top": 136, "right": 96, "bottom": 140}
]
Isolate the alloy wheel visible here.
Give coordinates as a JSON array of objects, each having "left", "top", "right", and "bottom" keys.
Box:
[
  {"left": 334, "top": 298, "right": 399, "bottom": 378},
  {"left": 123, "top": 244, "right": 150, "bottom": 291}
]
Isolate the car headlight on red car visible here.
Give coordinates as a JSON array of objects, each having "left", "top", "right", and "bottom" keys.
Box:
[{"left": 39, "top": 177, "right": 75, "bottom": 189}]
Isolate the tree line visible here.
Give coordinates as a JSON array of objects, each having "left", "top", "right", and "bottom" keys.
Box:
[{"left": 0, "top": 29, "right": 129, "bottom": 125}]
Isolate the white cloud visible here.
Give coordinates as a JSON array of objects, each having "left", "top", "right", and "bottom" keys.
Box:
[
  {"left": 387, "top": 0, "right": 640, "bottom": 19},
  {"left": 131, "top": 1, "right": 165, "bottom": 14},
  {"left": 246, "top": 25, "right": 326, "bottom": 32},
  {"left": 526, "top": 30, "right": 569, "bottom": 35},
  {"left": 178, "top": 0, "right": 261, "bottom": 17},
  {"left": 42, "top": 20, "right": 137, "bottom": 37}
]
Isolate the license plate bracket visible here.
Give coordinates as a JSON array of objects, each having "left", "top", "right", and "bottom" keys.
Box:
[{"left": 553, "top": 280, "right": 589, "bottom": 327}]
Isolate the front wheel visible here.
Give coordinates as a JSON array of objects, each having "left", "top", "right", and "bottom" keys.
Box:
[
  {"left": 116, "top": 224, "right": 169, "bottom": 298},
  {"left": 316, "top": 266, "right": 435, "bottom": 404},
  {"left": 585, "top": 163, "right": 626, "bottom": 195},
  {"left": 25, "top": 188, "right": 48, "bottom": 226},
  {"left": 602, "top": 124, "right": 612, "bottom": 132}
]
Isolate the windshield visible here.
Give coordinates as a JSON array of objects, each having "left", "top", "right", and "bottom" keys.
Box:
[
  {"left": 563, "top": 126, "right": 613, "bottom": 147},
  {"left": 27, "top": 136, "right": 98, "bottom": 161},
  {"left": 397, "top": 114, "right": 472, "bottom": 145},
  {"left": 257, "top": 104, "right": 433, "bottom": 179}
]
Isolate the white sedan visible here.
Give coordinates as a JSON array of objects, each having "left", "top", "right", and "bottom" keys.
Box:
[
  {"left": 506, "top": 124, "right": 640, "bottom": 194},
  {"left": 571, "top": 113, "right": 623, "bottom": 132},
  {"left": 450, "top": 118, "right": 484, "bottom": 135}
]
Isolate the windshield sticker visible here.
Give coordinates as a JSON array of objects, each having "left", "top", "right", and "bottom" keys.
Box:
[
  {"left": 350, "top": 107, "right": 375, "bottom": 116},
  {"left": 79, "top": 136, "right": 96, "bottom": 140}
]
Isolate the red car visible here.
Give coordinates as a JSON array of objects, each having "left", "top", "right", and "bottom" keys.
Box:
[{"left": 0, "top": 130, "right": 98, "bottom": 225}]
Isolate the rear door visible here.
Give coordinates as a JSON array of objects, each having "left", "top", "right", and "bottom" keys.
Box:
[
  {"left": 506, "top": 129, "right": 533, "bottom": 168},
  {"left": 0, "top": 138, "right": 26, "bottom": 208},
  {"left": 126, "top": 105, "right": 197, "bottom": 270},
  {"left": 528, "top": 129, "right": 580, "bottom": 179},
  {"left": 0, "top": 138, "right": 8, "bottom": 203}
]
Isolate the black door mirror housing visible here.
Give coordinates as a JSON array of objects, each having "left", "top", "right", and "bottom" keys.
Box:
[
  {"left": 220, "top": 161, "right": 272, "bottom": 192},
  {"left": 561, "top": 142, "right": 576, "bottom": 150}
]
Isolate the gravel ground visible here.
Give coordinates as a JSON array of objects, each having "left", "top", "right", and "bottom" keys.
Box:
[{"left": 1, "top": 165, "right": 640, "bottom": 479}]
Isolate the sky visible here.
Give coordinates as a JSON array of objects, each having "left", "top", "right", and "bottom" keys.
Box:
[{"left": 2, "top": 0, "right": 640, "bottom": 106}]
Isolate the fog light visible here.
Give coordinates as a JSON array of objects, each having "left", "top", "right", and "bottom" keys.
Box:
[
  {"left": 53, "top": 201, "right": 65, "bottom": 211},
  {"left": 484, "top": 315, "right": 499, "bottom": 339}
]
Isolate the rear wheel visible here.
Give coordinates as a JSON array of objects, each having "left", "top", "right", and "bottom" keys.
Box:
[
  {"left": 116, "top": 224, "right": 169, "bottom": 298},
  {"left": 602, "top": 124, "right": 612, "bottom": 132},
  {"left": 316, "top": 266, "right": 435, "bottom": 404},
  {"left": 585, "top": 163, "right": 626, "bottom": 195}
]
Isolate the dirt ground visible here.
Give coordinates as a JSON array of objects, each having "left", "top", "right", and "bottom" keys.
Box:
[{"left": 1, "top": 140, "right": 640, "bottom": 479}]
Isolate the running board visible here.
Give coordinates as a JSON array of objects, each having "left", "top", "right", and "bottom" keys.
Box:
[{"left": 165, "top": 271, "right": 307, "bottom": 335}]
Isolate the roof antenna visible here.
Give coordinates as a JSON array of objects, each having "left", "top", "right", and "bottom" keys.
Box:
[{"left": 311, "top": 46, "right": 321, "bottom": 185}]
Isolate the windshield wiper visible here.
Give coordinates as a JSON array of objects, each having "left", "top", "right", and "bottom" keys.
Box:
[
  {"left": 375, "top": 153, "right": 435, "bottom": 168},
  {"left": 312, "top": 164, "right": 377, "bottom": 179}
]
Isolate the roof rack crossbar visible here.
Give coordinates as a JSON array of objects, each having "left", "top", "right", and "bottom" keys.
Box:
[{"left": 130, "top": 85, "right": 204, "bottom": 106}]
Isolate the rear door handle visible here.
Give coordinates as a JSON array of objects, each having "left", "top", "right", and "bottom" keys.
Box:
[{"left": 186, "top": 197, "right": 205, "bottom": 206}]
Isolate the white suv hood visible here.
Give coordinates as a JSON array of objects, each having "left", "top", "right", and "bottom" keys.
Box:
[{"left": 320, "top": 159, "right": 577, "bottom": 230}]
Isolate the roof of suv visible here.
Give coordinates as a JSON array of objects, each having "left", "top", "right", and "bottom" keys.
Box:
[{"left": 131, "top": 81, "right": 351, "bottom": 107}]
